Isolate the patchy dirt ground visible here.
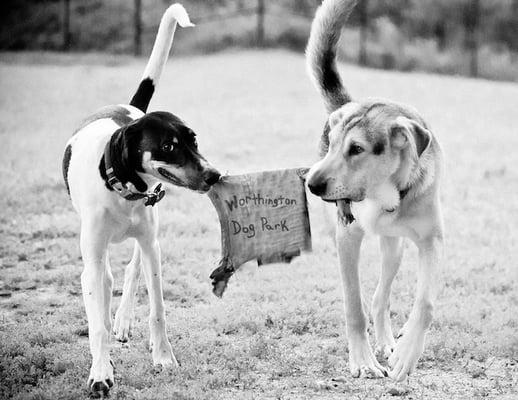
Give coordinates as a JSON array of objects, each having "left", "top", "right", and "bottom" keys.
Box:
[{"left": 0, "top": 50, "right": 517, "bottom": 399}]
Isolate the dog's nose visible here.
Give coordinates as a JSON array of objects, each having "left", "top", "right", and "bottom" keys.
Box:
[
  {"left": 204, "top": 169, "right": 221, "bottom": 186},
  {"left": 308, "top": 181, "right": 327, "bottom": 196}
]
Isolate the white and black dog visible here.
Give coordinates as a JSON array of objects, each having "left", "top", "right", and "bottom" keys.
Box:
[{"left": 62, "top": 4, "right": 220, "bottom": 397}]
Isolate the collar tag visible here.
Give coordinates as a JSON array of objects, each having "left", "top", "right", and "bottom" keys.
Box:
[{"left": 144, "top": 183, "right": 166, "bottom": 207}]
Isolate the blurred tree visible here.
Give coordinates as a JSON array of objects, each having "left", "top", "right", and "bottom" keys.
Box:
[
  {"left": 0, "top": 0, "right": 516, "bottom": 81},
  {"left": 358, "top": 0, "right": 368, "bottom": 65},
  {"left": 61, "top": 0, "right": 70, "bottom": 51},
  {"left": 134, "top": 0, "right": 142, "bottom": 55},
  {"left": 463, "top": 0, "right": 480, "bottom": 77}
]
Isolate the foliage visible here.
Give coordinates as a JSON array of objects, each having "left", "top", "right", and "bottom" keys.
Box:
[
  {"left": 1, "top": 0, "right": 517, "bottom": 51},
  {"left": 0, "top": 0, "right": 517, "bottom": 80}
]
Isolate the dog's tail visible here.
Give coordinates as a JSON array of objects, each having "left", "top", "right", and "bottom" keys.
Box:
[
  {"left": 129, "top": 3, "right": 194, "bottom": 112},
  {"left": 306, "top": 0, "right": 356, "bottom": 113}
]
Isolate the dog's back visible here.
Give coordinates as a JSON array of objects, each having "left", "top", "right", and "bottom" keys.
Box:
[
  {"left": 62, "top": 105, "right": 140, "bottom": 193},
  {"left": 62, "top": 4, "right": 194, "bottom": 210}
]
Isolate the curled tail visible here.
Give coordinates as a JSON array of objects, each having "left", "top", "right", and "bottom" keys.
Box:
[
  {"left": 306, "top": 0, "right": 357, "bottom": 113},
  {"left": 130, "top": 3, "right": 194, "bottom": 112}
]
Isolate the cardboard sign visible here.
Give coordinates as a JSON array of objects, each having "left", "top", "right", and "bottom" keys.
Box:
[{"left": 208, "top": 168, "right": 312, "bottom": 297}]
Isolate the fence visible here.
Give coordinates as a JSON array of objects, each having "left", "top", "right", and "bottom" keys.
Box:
[{"left": 21, "top": 0, "right": 518, "bottom": 80}]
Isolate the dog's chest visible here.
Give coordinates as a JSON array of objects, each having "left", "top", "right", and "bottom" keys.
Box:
[
  {"left": 108, "top": 206, "right": 150, "bottom": 243},
  {"left": 351, "top": 200, "right": 409, "bottom": 237}
]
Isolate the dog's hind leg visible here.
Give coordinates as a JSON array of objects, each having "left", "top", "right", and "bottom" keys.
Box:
[
  {"left": 336, "top": 221, "right": 387, "bottom": 379},
  {"left": 372, "top": 236, "right": 403, "bottom": 361},
  {"left": 389, "top": 235, "right": 442, "bottom": 381},
  {"left": 104, "top": 252, "right": 114, "bottom": 337},
  {"left": 114, "top": 242, "right": 141, "bottom": 342},
  {"left": 80, "top": 216, "right": 114, "bottom": 397}
]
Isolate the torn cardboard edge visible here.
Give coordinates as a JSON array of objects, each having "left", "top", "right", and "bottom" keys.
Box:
[{"left": 208, "top": 168, "right": 311, "bottom": 297}]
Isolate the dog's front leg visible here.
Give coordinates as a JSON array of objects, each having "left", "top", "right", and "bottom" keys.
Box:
[
  {"left": 336, "top": 221, "right": 387, "bottom": 378},
  {"left": 389, "top": 235, "right": 442, "bottom": 381},
  {"left": 80, "top": 218, "right": 114, "bottom": 397},
  {"left": 114, "top": 242, "right": 141, "bottom": 342},
  {"left": 138, "top": 234, "right": 178, "bottom": 367},
  {"left": 372, "top": 236, "right": 403, "bottom": 360}
]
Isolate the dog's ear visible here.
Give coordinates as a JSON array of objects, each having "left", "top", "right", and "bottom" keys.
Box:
[
  {"left": 119, "top": 118, "right": 145, "bottom": 157},
  {"left": 121, "top": 118, "right": 145, "bottom": 150},
  {"left": 390, "top": 116, "right": 432, "bottom": 157},
  {"left": 121, "top": 118, "right": 145, "bottom": 139},
  {"left": 114, "top": 117, "right": 148, "bottom": 191}
]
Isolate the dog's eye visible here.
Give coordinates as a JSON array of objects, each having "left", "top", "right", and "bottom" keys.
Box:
[
  {"left": 162, "top": 143, "right": 175, "bottom": 152},
  {"left": 348, "top": 144, "right": 364, "bottom": 156}
]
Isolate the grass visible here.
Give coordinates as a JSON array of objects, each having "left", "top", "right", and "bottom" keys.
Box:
[{"left": 0, "top": 49, "right": 517, "bottom": 399}]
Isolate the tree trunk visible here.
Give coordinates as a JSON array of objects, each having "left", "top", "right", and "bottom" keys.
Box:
[
  {"left": 464, "top": 0, "right": 480, "bottom": 77},
  {"left": 358, "top": 0, "right": 368, "bottom": 65},
  {"left": 257, "top": 0, "right": 265, "bottom": 47},
  {"left": 134, "top": 0, "right": 142, "bottom": 56},
  {"left": 61, "top": 0, "right": 71, "bottom": 51}
]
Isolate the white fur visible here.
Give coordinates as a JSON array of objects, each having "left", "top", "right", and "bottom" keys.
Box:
[
  {"left": 351, "top": 181, "right": 400, "bottom": 234},
  {"left": 64, "top": 5, "right": 195, "bottom": 395},
  {"left": 306, "top": 0, "right": 444, "bottom": 383},
  {"left": 142, "top": 3, "right": 194, "bottom": 83},
  {"left": 68, "top": 116, "right": 179, "bottom": 393},
  {"left": 119, "top": 104, "right": 145, "bottom": 120}
]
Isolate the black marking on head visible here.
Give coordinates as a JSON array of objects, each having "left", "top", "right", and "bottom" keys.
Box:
[
  {"left": 137, "top": 111, "right": 201, "bottom": 169},
  {"left": 130, "top": 78, "right": 155, "bottom": 113},
  {"left": 372, "top": 142, "right": 385, "bottom": 155},
  {"left": 62, "top": 144, "right": 72, "bottom": 195},
  {"left": 99, "top": 111, "right": 206, "bottom": 193},
  {"left": 74, "top": 105, "right": 133, "bottom": 135}
]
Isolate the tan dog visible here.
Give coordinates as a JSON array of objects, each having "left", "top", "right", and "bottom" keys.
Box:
[{"left": 305, "top": 0, "right": 444, "bottom": 381}]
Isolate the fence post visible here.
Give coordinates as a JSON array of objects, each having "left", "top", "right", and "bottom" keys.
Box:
[
  {"left": 358, "top": 0, "right": 368, "bottom": 65},
  {"left": 257, "top": 0, "right": 265, "bottom": 46},
  {"left": 134, "top": 0, "right": 142, "bottom": 56},
  {"left": 61, "top": 0, "right": 71, "bottom": 51},
  {"left": 464, "top": 0, "right": 480, "bottom": 77}
]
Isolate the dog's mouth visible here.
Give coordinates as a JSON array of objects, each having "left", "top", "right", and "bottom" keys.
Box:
[
  {"left": 322, "top": 195, "right": 364, "bottom": 203},
  {"left": 322, "top": 198, "right": 352, "bottom": 205},
  {"left": 157, "top": 167, "right": 184, "bottom": 186},
  {"left": 156, "top": 167, "right": 211, "bottom": 193}
]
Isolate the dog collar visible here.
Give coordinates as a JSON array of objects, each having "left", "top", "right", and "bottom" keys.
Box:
[{"left": 104, "top": 141, "right": 165, "bottom": 207}]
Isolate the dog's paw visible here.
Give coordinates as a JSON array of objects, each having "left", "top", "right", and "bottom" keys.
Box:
[
  {"left": 149, "top": 338, "right": 179, "bottom": 368},
  {"left": 348, "top": 338, "right": 388, "bottom": 379},
  {"left": 374, "top": 344, "right": 394, "bottom": 362},
  {"left": 113, "top": 309, "right": 133, "bottom": 343},
  {"left": 396, "top": 323, "right": 410, "bottom": 339},
  {"left": 388, "top": 328, "right": 425, "bottom": 381},
  {"left": 87, "top": 359, "right": 114, "bottom": 398}
]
